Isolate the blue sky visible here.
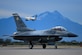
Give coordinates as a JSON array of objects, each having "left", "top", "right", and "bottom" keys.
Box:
[{"left": 0, "top": 0, "right": 82, "bottom": 24}]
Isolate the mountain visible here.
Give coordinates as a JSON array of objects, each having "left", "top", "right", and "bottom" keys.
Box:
[{"left": 0, "top": 11, "right": 82, "bottom": 41}]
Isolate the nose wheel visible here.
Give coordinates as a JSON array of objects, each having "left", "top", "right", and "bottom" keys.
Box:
[
  {"left": 55, "top": 45, "right": 57, "bottom": 49},
  {"left": 54, "top": 41, "right": 58, "bottom": 49}
]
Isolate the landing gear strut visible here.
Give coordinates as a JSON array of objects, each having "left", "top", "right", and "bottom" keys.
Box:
[
  {"left": 29, "top": 41, "right": 33, "bottom": 49},
  {"left": 42, "top": 44, "right": 46, "bottom": 49},
  {"left": 54, "top": 42, "right": 57, "bottom": 49}
]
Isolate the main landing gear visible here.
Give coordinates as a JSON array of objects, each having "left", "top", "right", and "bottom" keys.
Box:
[
  {"left": 42, "top": 44, "right": 46, "bottom": 49},
  {"left": 28, "top": 41, "right": 58, "bottom": 49},
  {"left": 29, "top": 41, "right": 33, "bottom": 49}
]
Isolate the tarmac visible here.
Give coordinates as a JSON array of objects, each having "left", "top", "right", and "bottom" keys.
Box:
[{"left": 0, "top": 45, "right": 82, "bottom": 55}]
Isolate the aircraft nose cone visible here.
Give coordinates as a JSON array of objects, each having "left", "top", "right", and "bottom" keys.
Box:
[{"left": 68, "top": 33, "right": 78, "bottom": 37}]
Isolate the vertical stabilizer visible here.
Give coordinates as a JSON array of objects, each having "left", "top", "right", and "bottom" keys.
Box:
[{"left": 12, "top": 13, "right": 34, "bottom": 32}]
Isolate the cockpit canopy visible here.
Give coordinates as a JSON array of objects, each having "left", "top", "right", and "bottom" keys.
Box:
[
  {"left": 51, "top": 26, "right": 67, "bottom": 31},
  {"left": 13, "top": 32, "right": 19, "bottom": 35}
]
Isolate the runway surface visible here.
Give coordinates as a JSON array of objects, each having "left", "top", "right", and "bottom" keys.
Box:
[{"left": 0, "top": 46, "right": 82, "bottom": 55}]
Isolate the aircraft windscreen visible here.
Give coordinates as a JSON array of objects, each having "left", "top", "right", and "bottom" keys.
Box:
[{"left": 52, "top": 26, "right": 67, "bottom": 31}]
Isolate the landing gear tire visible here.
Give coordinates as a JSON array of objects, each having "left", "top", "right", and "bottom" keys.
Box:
[
  {"left": 42, "top": 44, "right": 46, "bottom": 49},
  {"left": 29, "top": 44, "right": 33, "bottom": 49},
  {"left": 55, "top": 45, "right": 57, "bottom": 49},
  {"left": 29, "top": 41, "right": 33, "bottom": 49},
  {"left": 54, "top": 41, "right": 57, "bottom": 49}
]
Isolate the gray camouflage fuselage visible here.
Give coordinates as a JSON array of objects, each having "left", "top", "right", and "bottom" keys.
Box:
[{"left": 12, "top": 13, "right": 77, "bottom": 43}]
